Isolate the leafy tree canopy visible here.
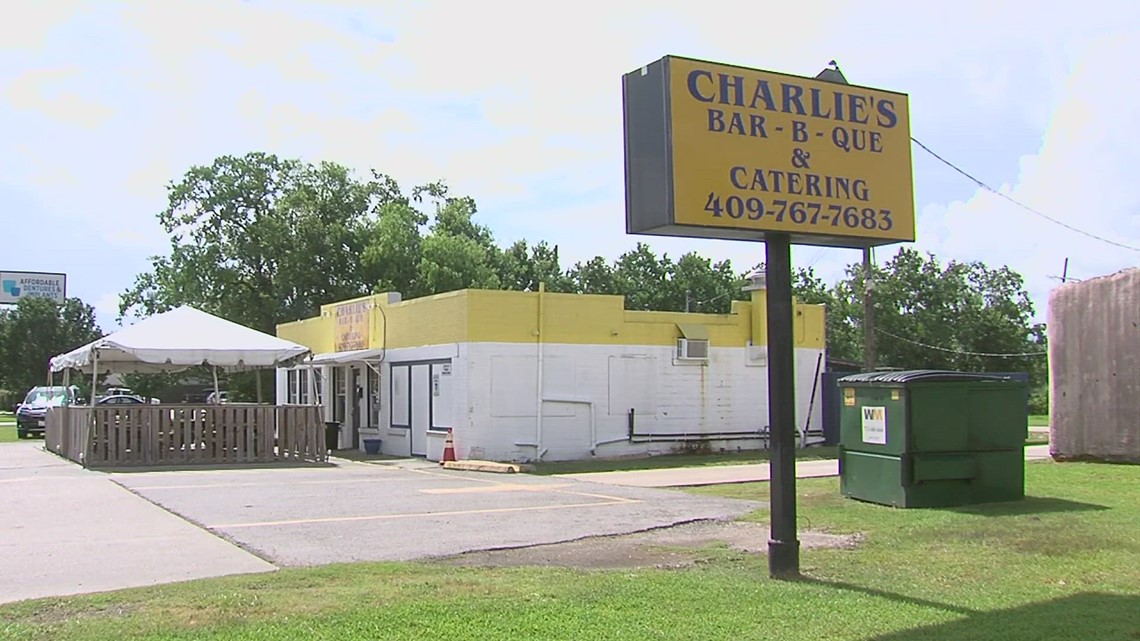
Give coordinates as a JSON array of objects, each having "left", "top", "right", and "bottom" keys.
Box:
[
  {"left": 0, "top": 297, "right": 102, "bottom": 397},
  {"left": 121, "top": 152, "right": 1048, "bottom": 398}
]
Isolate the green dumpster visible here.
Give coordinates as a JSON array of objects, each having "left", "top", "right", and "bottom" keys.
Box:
[{"left": 837, "top": 370, "right": 1028, "bottom": 508}]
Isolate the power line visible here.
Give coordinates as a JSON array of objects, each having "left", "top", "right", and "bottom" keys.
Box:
[
  {"left": 878, "top": 328, "right": 1048, "bottom": 358},
  {"left": 910, "top": 137, "right": 1140, "bottom": 252}
]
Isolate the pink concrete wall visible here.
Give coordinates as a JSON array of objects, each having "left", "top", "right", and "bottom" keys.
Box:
[{"left": 1048, "top": 267, "right": 1140, "bottom": 462}]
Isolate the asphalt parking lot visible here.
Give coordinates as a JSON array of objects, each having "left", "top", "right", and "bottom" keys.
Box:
[{"left": 110, "top": 458, "right": 763, "bottom": 567}]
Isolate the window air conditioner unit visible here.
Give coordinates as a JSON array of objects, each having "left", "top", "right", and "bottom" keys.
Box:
[{"left": 676, "top": 338, "right": 710, "bottom": 361}]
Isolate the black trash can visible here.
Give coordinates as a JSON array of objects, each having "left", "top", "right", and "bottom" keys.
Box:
[{"left": 324, "top": 421, "right": 341, "bottom": 451}]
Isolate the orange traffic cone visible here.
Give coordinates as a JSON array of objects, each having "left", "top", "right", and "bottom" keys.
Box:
[{"left": 441, "top": 428, "right": 457, "bottom": 464}]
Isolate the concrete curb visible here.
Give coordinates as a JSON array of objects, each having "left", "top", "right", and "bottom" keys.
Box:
[{"left": 442, "top": 460, "right": 522, "bottom": 474}]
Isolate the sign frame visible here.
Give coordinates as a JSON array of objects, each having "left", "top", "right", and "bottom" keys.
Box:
[
  {"left": 622, "top": 55, "right": 915, "bottom": 249},
  {"left": 0, "top": 270, "right": 67, "bottom": 305}
]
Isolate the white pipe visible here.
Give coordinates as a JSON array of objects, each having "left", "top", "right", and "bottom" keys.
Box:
[
  {"left": 595, "top": 436, "right": 628, "bottom": 447},
  {"left": 535, "top": 282, "right": 546, "bottom": 460}
]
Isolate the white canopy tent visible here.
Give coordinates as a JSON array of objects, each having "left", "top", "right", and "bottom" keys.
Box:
[{"left": 49, "top": 306, "right": 312, "bottom": 403}]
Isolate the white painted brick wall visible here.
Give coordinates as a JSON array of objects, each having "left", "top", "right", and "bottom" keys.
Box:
[
  {"left": 282, "top": 341, "right": 826, "bottom": 462},
  {"left": 463, "top": 342, "right": 825, "bottom": 462}
]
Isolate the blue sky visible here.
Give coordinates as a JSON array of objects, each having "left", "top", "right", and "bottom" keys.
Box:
[{"left": 2, "top": 0, "right": 1138, "bottom": 331}]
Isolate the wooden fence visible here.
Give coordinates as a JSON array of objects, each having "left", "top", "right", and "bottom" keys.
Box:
[{"left": 45, "top": 404, "right": 327, "bottom": 468}]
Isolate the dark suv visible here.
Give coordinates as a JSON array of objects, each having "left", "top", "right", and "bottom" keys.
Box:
[{"left": 15, "top": 386, "right": 78, "bottom": 439}]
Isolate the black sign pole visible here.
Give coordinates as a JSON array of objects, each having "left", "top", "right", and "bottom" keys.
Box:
[{"left": 765, "top": 231, "right": 799, "bottom": 578}]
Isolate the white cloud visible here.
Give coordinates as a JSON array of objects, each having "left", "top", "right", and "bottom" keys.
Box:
[
  {"left": 93, "top": 291, "right": 123, "bottom": 330},
  {"left": 3, "top": 65, "right": 114, "bottom": 129},
  {"left": 914, "top": 30, "right": 1140, "bottom": 319},
  {"left": 0, "top": 0, "right": 87, "bottom": 52},
  {"left": 1, "top": 0, "right": 1138, "bottom": 333}
]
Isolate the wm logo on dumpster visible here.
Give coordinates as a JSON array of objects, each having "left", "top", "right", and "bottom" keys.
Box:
[{"left": 862, "top": 407, "right": 885, "bottom": 422}]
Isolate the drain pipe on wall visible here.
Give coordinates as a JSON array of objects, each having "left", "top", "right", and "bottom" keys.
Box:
[{"left": 534, "top": 282, "right": 547, "bottom": 460}]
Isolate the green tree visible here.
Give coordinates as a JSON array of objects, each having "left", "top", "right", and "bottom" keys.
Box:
[
  {"left": 0, "top": 297, "right": 102, "bottom": 395},
  {"left": 119, "top": 153, "right": 404, "bottom": 333},
  {"left": 568, "top": 245, "right": 746, "bottom": 313},
  {"left": 120, "top": 153, "right": 439, "bottom": 400},
  {"left": 498, "top": 240, "right": 575, "bottom": 293},
  {"left": 667, "top": 253, "right": 742, "bottom": 314},
  {"left": 829, "top": 248, "right": 1047, "bottom": 380},
  {"left": 568, "top": 256, "right": 619, "bottom": 295},
  {"left": 415, "top": 185, "right": 505, "bottom": 295},
  {"left": 360, "top": 201, "right": 427, "bottom": 296}
]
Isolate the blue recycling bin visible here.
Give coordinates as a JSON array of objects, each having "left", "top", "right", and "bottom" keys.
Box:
[{"left": 363, "top": 438, "right": 382, "bottom": 455}]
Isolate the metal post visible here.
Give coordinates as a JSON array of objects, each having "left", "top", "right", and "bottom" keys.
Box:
[
  {"left": 765, "top": 232, "right": 799, "bottom": 578},
  {"left": 90, "top": 350, "right": 99, "bottom": 406},
  {"left": 863, "top": 247, "right": 876, "bottom": 371}
]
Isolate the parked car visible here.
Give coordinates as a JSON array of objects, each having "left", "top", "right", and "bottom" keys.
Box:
[
  {"left": 96, "top": 394, "right": 146, "bottom": 405},
  {"left": 96, "top": 387, "right": 161, "bottom": 405},
  {"left": 15, "top": 386, "right": 79, "bottom": 439}
]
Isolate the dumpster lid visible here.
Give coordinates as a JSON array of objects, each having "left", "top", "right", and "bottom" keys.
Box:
[{"left": 837, "top": 369, "right": 1015, "bottom": 384}]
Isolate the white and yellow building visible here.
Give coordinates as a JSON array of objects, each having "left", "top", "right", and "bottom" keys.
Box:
[{"left": 276, "top": 274, "right": 826, "bottom": 462}]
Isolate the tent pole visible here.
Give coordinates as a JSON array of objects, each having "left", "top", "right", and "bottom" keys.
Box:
[
  {"left": 212, "top": 366, "right": 220, "bottom": 403},
  {"left": 90, "top": 351, "right": 98, "bottom": 406},
  {"left": 307, "top": 360, "right": 316, "bottom": 406}
]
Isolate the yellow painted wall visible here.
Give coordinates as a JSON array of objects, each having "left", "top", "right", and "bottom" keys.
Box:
[
  {"left": 276, "top": 316, "right": 334, "bottom": 354},
  {"left": 382, "top": 291, "right": 469, "bottom": 348},
  {"left": 276, "top": 287, "right": 826, "bottom": 353},
  {"left": 277, "top": 291, "right": 470, "bottom": 352}
]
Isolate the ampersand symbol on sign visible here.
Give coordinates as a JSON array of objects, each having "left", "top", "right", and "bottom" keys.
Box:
[{"left": 791, "top": 148, "right": 812, "bottom": 169}]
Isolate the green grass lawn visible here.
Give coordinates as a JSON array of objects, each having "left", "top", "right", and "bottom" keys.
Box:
[
  {"left": 1029, "top": 414, "right": 1049, "bottom": 428},
  {"left": 0, "top": 411, "right": 17, "bottom": 443},
  {"left": 529, "top": 445, "right": 838, "bottom": 475},
  {"left": 2, "top": 461, "right": 1137, "bottom": 640}
]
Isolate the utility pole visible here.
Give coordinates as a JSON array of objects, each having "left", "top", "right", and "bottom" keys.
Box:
[
  {"left": 816, "top": 62, "right": 877, "bottom": 372},
  {"left": 685, "top": 289, "right": 692, "bottom": 312},
  {"left": 863, "top": 248, "right": 876, "bottom": 371},
  {"left": 1061, "top": 257, "right": 1069, "bottom": 283}
]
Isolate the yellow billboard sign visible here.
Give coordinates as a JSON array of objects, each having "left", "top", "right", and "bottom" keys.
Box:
[
  {"left": 334, "top": 300, "right": 370, "bottom": 352},
  {"left": 623, "top": 56, "right": 915, "bottom": 248}
]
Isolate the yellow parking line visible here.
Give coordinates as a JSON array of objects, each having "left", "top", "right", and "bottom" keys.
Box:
[
  {"left": 551, "top": 489, "right": 641, "bottom": 504},
  {"left": 419, "top": 483, "right": 573, "bottom": 495},
  {"left": 208, "top": 499, "right": 641, "bottom": 530}
]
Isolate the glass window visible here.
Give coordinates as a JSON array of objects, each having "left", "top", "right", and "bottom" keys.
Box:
[
  {"left": 313, "top": 368, "right": 324, "bottom": 406},
  {"left": 287, "top": 370, "right": 298, "bottom": 404},
  {"left": 368, "top": 367, "right": 381, "bottom": 427},
  {"left": 333, "top": 367, "right": 346, "bottom": 422},
  {"left": 299, "top": 369, "right": 309, "bottom": 405}
]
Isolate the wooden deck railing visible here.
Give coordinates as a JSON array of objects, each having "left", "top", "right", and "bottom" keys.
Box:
[{"left": 45, "top": 404, "right": 326, "bottom": 468}]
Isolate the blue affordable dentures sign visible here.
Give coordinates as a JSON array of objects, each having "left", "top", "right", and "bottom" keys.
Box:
[{"left": 0, "top": 271, "right": 67, "bottom": 304}]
